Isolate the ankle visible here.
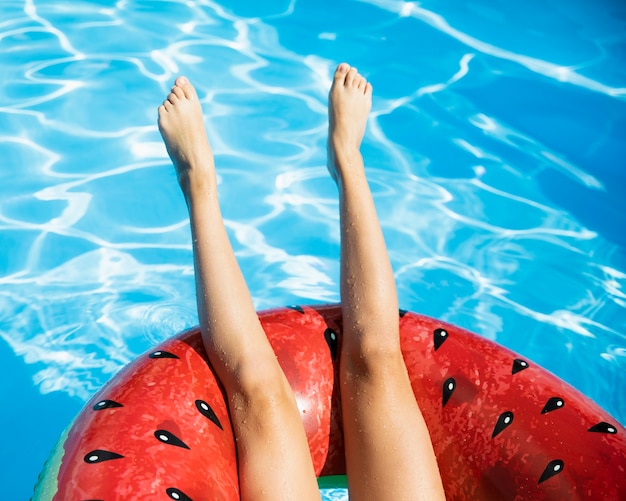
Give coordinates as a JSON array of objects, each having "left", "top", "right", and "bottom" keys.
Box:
[
  {"left": 179, "top": 166, "right": 217, "bottom": 201},
  {"left": 330, "top": 136, "right": 361, "bottom": 160},
  {"left": 329, "top": 145, "right": 365, "bottom": 184}
]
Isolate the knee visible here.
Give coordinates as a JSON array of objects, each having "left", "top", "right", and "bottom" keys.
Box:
[
  {"left": 229, "top": 358, "right": 296, "bottom": 414},
  {"left": 341, "top": 342, "right": 406, "bottom": 379}
]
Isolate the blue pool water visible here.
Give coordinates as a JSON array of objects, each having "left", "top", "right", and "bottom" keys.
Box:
[{"left": 1, "top": 0, "right": 625, "bottom": 498}]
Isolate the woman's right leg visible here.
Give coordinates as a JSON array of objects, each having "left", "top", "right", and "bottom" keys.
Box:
[
  {"left": 158, "top": 77, "right": 320, "bottom": 501},
  {"left": 328, "top": 64, "right": 445, "bottom": 501}
]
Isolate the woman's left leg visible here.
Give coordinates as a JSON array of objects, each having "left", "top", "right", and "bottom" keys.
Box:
[
  {"left": 158, "top": 76, "right": 320, "bottom": 501},
  {"left": 327, "top": 64, "right": 445, "bottom": 501}
]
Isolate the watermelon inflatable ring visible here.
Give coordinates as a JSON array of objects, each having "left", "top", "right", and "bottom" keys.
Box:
[{"left": 33, "top": 304, "right": 626, "bottom": 500}]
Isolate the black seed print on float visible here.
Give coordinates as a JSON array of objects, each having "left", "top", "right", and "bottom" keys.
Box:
[
  {"left": 492, "top": 411, "right": 514, "bottom": 438},
  {"left": 538, "top": 459, "right": 564, "bottom": 484},
  {"left": 541, "top": 397, "right": 565, "bottom": 414},
  {"left": 442, "top": 377, "right": 456, "bottom": 407},
  {"left": 195, "top": 399, "right": 223, "bottom": 430},
  {"left": 149, "top": 350, "right": 179, "bottom": 359},
  {"left": 92, "top": 399, "right": 123, "bottom": 411},
  {"left": 287, "top": 305, "right": 305, "bottom": 314},
  {"left": 324, "top": 328, "right": 338, "bottom": 360},
  {"left": 166, "top": 487, "right": 193, "bottom": 501},
  {"left": 84, "top": 450, "right": 124, "bottom": 464},
  {"left": 399, "top": 309, "right": 407, "bottom": 318},
  {"left": 512, "top": 358, "right": 529, "bottom": 374},
  {"left": 588, "top": 422, "right": 618, "bottom": 434},
  {"left": 155, "top": 430, "right": 190, "bottom": 449},
  {"left": 434, "top": 328, "right": 448, "bottom": 351}
]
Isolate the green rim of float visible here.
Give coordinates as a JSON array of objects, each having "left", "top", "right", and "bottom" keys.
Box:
[
  {"left": 317, "top": 475, "right": 348, "bottom": 490},
  {"left": 32, "top": 422, "right": 72, "bottom": 500}
]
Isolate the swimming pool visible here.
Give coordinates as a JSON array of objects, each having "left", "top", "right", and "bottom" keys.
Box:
[{"left": 1, "top": 0, "right": 624, "bottom": 498}]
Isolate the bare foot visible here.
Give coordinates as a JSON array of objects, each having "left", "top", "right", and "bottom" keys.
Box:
[
  {"left": 158, "top": 76, "right": 215, "bottom": 196},
  {"left": 327, "top": 63, "right": 372, "bottom": 184}
]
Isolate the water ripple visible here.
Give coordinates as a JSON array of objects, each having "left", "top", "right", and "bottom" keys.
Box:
[{"left": 363, "top": 0, "right": 626, "bottom": 97}]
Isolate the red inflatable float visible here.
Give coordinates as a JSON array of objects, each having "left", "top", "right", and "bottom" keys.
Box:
[{"left": 33, "top": 304, "right": 626, "bottom": 500}]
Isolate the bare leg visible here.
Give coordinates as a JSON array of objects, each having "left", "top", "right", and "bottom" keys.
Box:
[
  {"left": 328, "top": 64, "right": 445, "bottom": 500},
  {"left": 158, "top": 77, "right": 320, "bottom": 501}
]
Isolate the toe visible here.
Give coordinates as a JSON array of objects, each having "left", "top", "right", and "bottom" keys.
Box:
[
  {"left": 346, "top": 67, "right": 359, "bottom": 86},
  {"left": 334, "top": 63, "right": 350, "bottom": 79},
  {"left": 175, "top": 76, "right": 197, "bottom": 100},
  {"left": 357, "top": 75, "right": 366, "bottom": 90},
  {"left": 171, "top": 85, "right": 186, "bottom": 99},
  {"left": 166, "top": 91, "right": 178, "bottom": 105}
]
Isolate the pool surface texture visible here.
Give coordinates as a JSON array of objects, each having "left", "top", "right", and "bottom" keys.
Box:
[{"left": 1, "top": 0, "right": 625, "bottom": 498}]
